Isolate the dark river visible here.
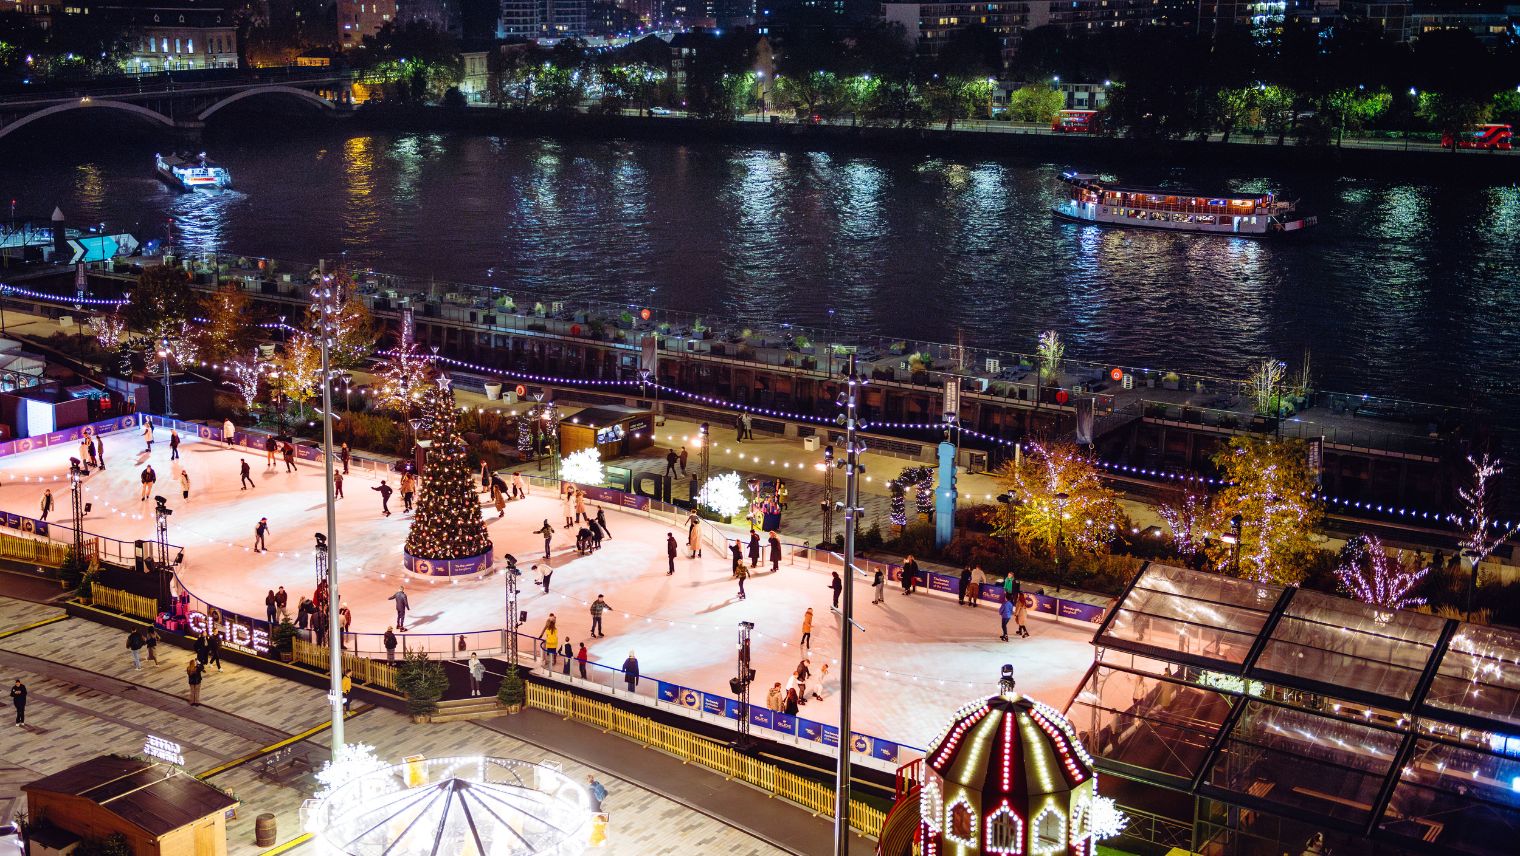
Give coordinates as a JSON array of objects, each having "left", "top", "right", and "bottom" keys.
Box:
[{"left": 5, "top": 124, "right": 1520, "bottom": 414}]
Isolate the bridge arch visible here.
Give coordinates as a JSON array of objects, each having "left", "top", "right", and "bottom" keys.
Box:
[
  {"left": 197, "top": 86, "right": 338, "bottom": 121},
  {"left": 0, "top": 99, "right": 176, "bottom": 143}
]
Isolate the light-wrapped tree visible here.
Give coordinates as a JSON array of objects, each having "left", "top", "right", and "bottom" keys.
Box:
[
  {"left": 1207, "top": 436, "right": 1323, "bottom": 585},
  {"left": 405, "top": 377, "right": 493, "bottom": 561},
  {"left": 994, "top": 440, "right": 1123, "bottom": 557}
]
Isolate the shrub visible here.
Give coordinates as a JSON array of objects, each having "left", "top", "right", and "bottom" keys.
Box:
[
  {"left": 497, "top": 665, "right": 526, "bottom": 708},
  {"left": 943, "top": 532, "right": 1004, "bottom": 570},
  {"left": 395, "top": 649, "right": 449, "bottom": 718}
]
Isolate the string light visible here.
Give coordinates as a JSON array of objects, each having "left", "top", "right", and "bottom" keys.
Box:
[{"left": 0, "top": 283, "right": 129, "bottom": 306}]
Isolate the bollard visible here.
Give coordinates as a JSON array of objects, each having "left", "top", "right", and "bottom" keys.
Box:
[{"left": 254, "top": 812, "right": 276, "bottom": 847}]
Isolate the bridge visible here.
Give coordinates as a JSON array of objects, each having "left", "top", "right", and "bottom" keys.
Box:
[{"left": 0, "top": 70, "right": 354, "bottom": 143}]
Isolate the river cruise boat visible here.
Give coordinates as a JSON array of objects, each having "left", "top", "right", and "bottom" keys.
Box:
[
  {"left": 1052, "top": 172, "right": 1315, "bottom": 236},
  {"left": 155, "top": 152, "right": 232, "bottom": 191}
]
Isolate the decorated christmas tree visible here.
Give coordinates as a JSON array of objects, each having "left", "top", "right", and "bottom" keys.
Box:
[{"left": 404, "top": 377, "right": 493, "bottom": 560}]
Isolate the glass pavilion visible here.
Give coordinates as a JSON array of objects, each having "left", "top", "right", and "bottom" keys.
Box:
[{"left": 1065, "top": 563, "right": 1520, "bottom": 855}]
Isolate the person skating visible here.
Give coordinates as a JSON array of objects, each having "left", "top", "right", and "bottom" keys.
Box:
[
  {"left": 389, "top": 585, "right": 410, "bottom": 631},
  {"left": 574, "top": 489, "right": 588, "bottom": 524},
  {"left": 542, "top": 621, "right": 559, "bottom": 671},
  {"left": 383, "top": 627, "right": 398, "bottom": 663},
  {"left": 239, "top": 458, "right": 255, "bottom": 490},
  {"left": 338, "top": 602, "right": 353, "bottom": 650},
  {"left": 282, "top": 441, "right": 297, "bottom": 473},
  {"left": 169, "top": 428, "right": 180, "bottom": 460},
  {"left": 468, "top": 652, "right": 485, "bottom": 696},
  {"left": 264, "top": 589, "right": 277, "bottom": 624},
  {"left": 340, "top": 442, "right": 351, "bottom": 474},
  {"left": 969, "top": 566, "right": 986, "bottom": 607},
  {"left": 127, "top": 628, "right": 145, "bottom": 670},
  {"left": 142, "top": 419, "right": 154, "bottom": 453},
  {"left": 799, "top": 608, "right": 813, "bottom": 649},
  {"left": 140, "top": 465, "right": 156, "bottom": 501},
  {"left": 665, "top": 533, "right": 677, "bottom": 575},
  {"left": 535, "top": 520, "right": 554, "bottom": 558},
  {"left": 901, "top": 555, "right": 919, "bottom": 595},
  {"left": 79, "top": 437, "right": 93, "bottom": 471},
  {"left": 686, "top": 512, "right": 702, "bottom": 558},
  {"left": 1013, "top": 591, "right": 1030, "bottom": 638},
  {"left": 561, "top": 491, "right": 573, "bottom": 528},
  {"left": 575, "top": 525, "right": 593, "bottom": 554},
  {"left": 178, "top": 469, "right": 190, "bottom": 501},
  {"left": 729, "top": 540, "right": 743, "bottom": 577},
  {"left": 595, "top": 507, "right": 610, "bottom": 539},
  {"left": 493, "top": 489, "right": 506, "bottom": 518},
  {"left": 958, "top": 567, "right": 971, "bottom": 605},
  {"left": 254, "top": 517, "right": 269, "bottom": 552},
  {"left": 144, "top": 626, "right": 159, "bottom": 664},
  {"left": 766, "top": 681, "right": 783, "bottom": 712},
  {"left": 265, "top": 435, "right": 278, "bottom": 468},
  {"left": 734, "top": 413, "right": 744, "bottom": 442},
  {"left": 664, "top": 449, "right": 679, "bottom": 480},
  {"left": 813, "top": 663, "right": 833, "bottom": 701},
  {"left": 576, "top": 643, "right": 588, "bottom": 678},
  {"left": 400, "top": 472, "right": 416, "bottom": 513},
  {"left": 768, "top": 531, "right": 781, "bottom": 572},
  {"left": 747, "top": 530, "right": 760, "bottom": 568},
  {"left": 334, "top": 471, "right": 344, "bottom": 499},
  {"left": 735, "top": 562, "right": 747, "bottom": 600},
  {"left": 10, "top": 679, "right": 25, "bottom": 726},
  {"left": 872, "top": 568, "right": 885, "bottom": 604},
  {"left": 480, "top": 460, "right": 492, "bottom": 492},
  {"left": 590, "top": 595, "right": 610, "bottom": 638},
  {"left": 794, "top": 659, "right": 811, "bottom": 704},
  {"left": 95, "top": 433, "right": 105, "bottom": 469},
  {"left": 372, "top": 480, "right": 393, "bottom": 516},
  {"left": 39, "top": 488, "right": 52, "bottom": 521},
  {"left": 275, "top": 586, "right": 288, "bottom": 622},
  {"left": 512, "top": 472, "right": 527, "bottom": 499},
  {"left": 783, "top": 687, "right": 799, "bottom": 716},
  {"left": 534, "top": 563, "right": 553, "bottom": 594},
  {"left": 222, "top": 418, "right": 236, "bottom": 449},
  {"left": 999, "top": 596, "right": 1013, "bottom": 641},
  {"left": 186, "top": 657, "right": 203, "bottom": 706},
  {"left": 622, "top": 651, "right": 639, "bottom": 692}
]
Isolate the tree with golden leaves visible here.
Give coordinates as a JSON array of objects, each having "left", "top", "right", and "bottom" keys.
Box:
[
  {"left": 200, "top": 285, "right": 255, "bottom": 365},
  {"left": 1207, "top": 436, "right": 1323, "bottom": 585},
  {"left": 304, "top": 270, "right": 376, "bottom": 369},
  {"left": 271, "top": 332, "right": 323, "bottom": 416},
  {"left": 994, "top": 440, "right": 1123, "bottom": 558}
]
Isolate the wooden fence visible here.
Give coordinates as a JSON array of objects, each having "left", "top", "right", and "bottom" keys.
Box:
[
  {"left": 525, "top": 682, "right": 885, "bottom": 839},
  {"left": 90, "top": 585, "right": 158, "bottom": 621},
  {"left": 292, "top": 638, "right": 400, "bottom": 691},
  {"left": 0, "top": 530, "right": 69, "bottom": 567}
]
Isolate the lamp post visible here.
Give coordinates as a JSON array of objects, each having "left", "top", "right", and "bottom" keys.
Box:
[
  {"left": 834, "top": 354, "right": 865, "bottom": 856},
  {"left": 313, "top": 269, "right": 345, "bottom": 753},
  {"left": 157, "top": 338, "right": 175, "bottom": 416},
  {"left": 698, "top": 421, "right": 710, "bottom": 484},
  {"left": 504, "top": 553, "right": 521, "bottom": 666},
  {"left": 1054, "top": 491, "right": 1069, "bottom": 591},
  {"left": 68, "top": 458, "right": 86, "bottom": 564},
  {"left": 817, "top": 444, "right": 834, "bottom": 547},
  {"left": 1228, "top": 514, "right": 1244, "bottom": 576}
]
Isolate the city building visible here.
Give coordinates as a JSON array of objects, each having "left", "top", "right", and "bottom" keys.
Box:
[
  {"left": 1195, "top": 0, "right": 1294, "bottom": 40},
  {"left": 1291, "top": 0, "right": 1413, "bottom": 41},
  {"left": 1412, "top": 1, "right": 1519, "bottom": 43},
  {"left": 499, "top": 0, "right": 586, "bottom": 38},
  {"left": 396, "top": 0, "right": 460, "bottom": 33},
  {"left": 879, "top": 1, "right": 1026, "bottom": 64},
  {"left": 338, "top": 0, "right": 396, "bottom": 46},
  {"left": 96, "top": 2, "right": 241, "bottom": 71}
]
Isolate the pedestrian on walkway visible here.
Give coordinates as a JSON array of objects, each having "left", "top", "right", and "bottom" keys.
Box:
[
  {"left": 143, "top": 419, "right": 154, "bottom": 453},
  {"left": 275, "top": 586, "right": 288, "bottom": 622},
  {"left": 144, "top": 626, "right": 159, "bottom": 664},
  {"left": 622, "top": 651, "right": 639, "bottom": 692},
  {"left": 768, "top": 531, "right": 782, "bottom": 572},
  {"left": 799, "top": 608, "right": 813, "bottom": 649},
  {"left": 390, "top": 585, "right": 410, "bottom": 631},
  {"left": 687, "top": 513, "right": 702, "bottom": 558},
  {"left": 11, "top": 679, "right": 26, "bottom": 726},
  {"left": 766, "top": 681, "right": 783, "bottom": 711},
  {"left": 829, "top": 572, "right": 842, "bottom": 610},
  {"left": 576, "top": 643, "right": 588, "bottom": 678},
  {"left": 186, "top": 657, "right": 203, "bottom": 706},
  {"left": 178, "top": 468, "right": 190, "bottom": 500},
  {"left": 340, "top": 442, "right": 351, "bottom": 474},
  {"left": 400, "top": 473, "right": 416, "bottom": 513},
  {"left": 127, "top": 628, "right": 145, "bottom": 669},
  {"left": 1014, "top": 593, "right": 1030, "bottom": 638},
  {"left": 748, "top": 530, "right": 760, "bottom": 568},
  {"left": 560, "top": 640, "right": 573, "bottom": 675},
  {"left": 678, "top": 446, "right": 688, "bottom": 475},
  {"left": 742, "top": 412, "right": 754, "bottom": 440},
  {"left": 588, "top": 776, "right": 608, "bottom": 813},
  {"left": 468, "top": 652, "right": 485, "bottom": 696},
  {"left": 334, "top": 471, "right": 344, "bottom": 498},
  {"left": 193, "top": 632, "right": 210, "bottom": 667},
  {"left": 384, "top": 627, "right": 398, "bottom": 662},
  {"left": 372, "top": 480, "right": 393, "bottom": 516},
  {"left": 736, "top": 563, "right": 747, "bottom": 600},
  {"left": 958, "top": 567, "right": 972, "bottom": 605},
  {"left": 39, "top": 488, "right": 52, "bottom": 521},
  {"left": 590, "top": 595, "right": 610, "bottom": 637},
  {"left": 901, "top": 555, "right": 918, "bottom": 595},
  {"left": 341, "top": 672, "right": 352, "bottom": 712},
  {"left": 254, "top": 517, "right": 269, "bottom": 552},
  {"left": 664, "top": 449, "right": 679, "bottom": 480},
  {"left": 730, "top": 540, "right": 743, "bottom": 577},
  {"left": 543, "top": 622, "right": 559, "bottom": 671},
  {"left": 169, "top": 429, "right": 180, "bottom": 460},
  {"left": 734, "top": 413, "right": 744, "bottom": 442},
  {"left": 208, "top": 631, "right": 223, "bottom": 671},
  {"left": 999, "top": 597, "right": 1013, "bottom": 641},
  {"left": 240, "top": 459, "right": 255, "bottom": 490},
  {"left": 969, "top": 566, "right": 986, "bottom": 607},
  {"left": 223, "top": 418, "right": 236, "bottom": 448},
  {"left": 872, "top": 568, "right": 885, "bottom": 604},
  {"left": 140, "top": 465, "right": 156, "bottom": 501}
]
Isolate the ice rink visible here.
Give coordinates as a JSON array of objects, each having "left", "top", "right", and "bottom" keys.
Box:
[{"left": 0, "top": 430, "right": 1098, "bottom": 749}]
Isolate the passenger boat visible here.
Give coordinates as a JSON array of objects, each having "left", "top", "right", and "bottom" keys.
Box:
[
  {"left": 155, "top": 152, "right": 232, "bottom": 191},
  {"left": 1052, "top": 172, "right": 1315, "bottom": 236}
]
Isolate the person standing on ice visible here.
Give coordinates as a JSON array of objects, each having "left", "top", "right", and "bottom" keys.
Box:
[
  {"left": 735, "top": 562, "right": 748, "bottom": 600},
  {"left": 79, "top": 437, "right": 93, "bottom": 471},
  {"left": 535, "top": 520, "right": 554, "bottom": 559},
  {"left": 240, "top": 458, "right": 255, "bottom": 490},
  {"left": 560, "top": 491, "right": 573, "bottom": 528},
  {"left": 686, "top": 513, "right": 702, "bottom": 558},
  {"left": 169, "top": 429, "right": 180, "bottom": 461},
  {"left": 747, "top": 530, "right": 760, "bottom": 568},
  {"left": 534, "top": 563, "right": 553, "bottom": 594},
  {"left": 958, "top": 567, "right": 971, "bottom": 606},
  {"left": 595, "top": 507, "right": 611, "bottom": 539},
  {"left": 871, "top": 568, "right": 885, "bottom": 604},
  {"left": 400, "top": 472, "right": 416, "bottom": 513},
  {"left": 389, "top": 586, "right": 410, "bottom": 632},
  {"left": 254, "top": 517, "right": 269, "bottom": 552},
  {"left": 768, "top": 531, "right": 782, "bottom": 572},
  {"left": 665, "top": 533, "right": 677, "bottom": 575},
  {"left": 333, "top": 471, "right": 344, "bottom": 499},
  {"left": 222, "top": 418, "right": 235, "bottom": 449},
  {"left": 729, "top": 540, "right": 743, "bottom": 577},
  {"left": 999, "top": 596, "right": 1013, "bottom": 641},
  {"left": 590, "top": 595, "right": 611, "bottom": 637},
  {"left": 574, "top": 489, "right": 588, "bottom": 524},
  {"left": 95, "top": 433, "right": 105, "bottom": 469},
  {"left": 542, "top": 621, "right": 560, "bottom": 671},
  {"left": 622, "top": 651, "right": 639, "bottom": 692},
  {"left": 813, "top": 664, "right": 832, "bottom": 701},
  {"left": 142, "top": 418, "right": 154, "bottom": 453},
  {"left": 140, "top": 465, "right": 157, "bottom": 501},
  {"left": 799, "top": 608, "right": 813, "bottom": 649},
  {"left": 901, "top": 555, "right": 919, "bottom": 595},
  {"left": 178, "top": 469, "right": 190, "bottom": 501},
  {"left": 829, "top": 572, "right": 842, "bottom": 610},
  {"left": 969, "top": 566, "right": 986, "bottom": 607},
  {"left": 766, "top": 681, "right": 783, "bottom": 711},
  {"left": 372, "top": 480, "right": 393, "bottom": 517},
  {"left": 512, "top": 472, "right": 527, "bottom": 499},
  {"left": 1013, "top": 591, "right": 1030, "bottom": 638},
  {"left": 339, "top": 442, "right": 351, "bottom": 474},
  {"left": 39, "top": 489, "right": 53, "bottom": 521}
]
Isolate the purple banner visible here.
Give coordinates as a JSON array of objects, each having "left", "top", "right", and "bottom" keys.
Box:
[
  {"left": 574, "top": 484, "right": 651, "bottom": 512},
  {"left": 1059, "top": 599, "right": 1107, "bottom": 623},
  {"left": 403, "top": 548, "right": 494, "bottom": 577},
  {"left": 657, "top": 681, "right": 680, "bottom": 703},
  {"left": 925, "top": 573, "right": 957, "bottom": 594},
  {"left": 749, "top": 706, "right": 774, "bottom": 730},
  {"left": 0, "top": 512, "right": 48, "bottom": 538}
]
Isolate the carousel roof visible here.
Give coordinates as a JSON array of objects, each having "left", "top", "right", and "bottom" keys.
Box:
[{"left": 925, "top": 691, "right": 1095, "bottom": 800}]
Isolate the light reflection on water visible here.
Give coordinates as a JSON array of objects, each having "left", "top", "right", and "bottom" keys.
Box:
[{"left": 6, "top": 130, "right": 1520, "bottom": 411}]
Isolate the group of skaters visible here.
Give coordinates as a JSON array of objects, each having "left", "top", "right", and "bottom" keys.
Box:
[
  {"left": 532, "top": 609, "right": 636, "bottom": 688},
  {"left": 260, "top": 578, "right": 356, "bottom": 649},
  {"left": 764, "top": 656, "right": 832, "bottom": 717},
  {"left": 482, "top": 464, "right": 529, "bottom": 518}
]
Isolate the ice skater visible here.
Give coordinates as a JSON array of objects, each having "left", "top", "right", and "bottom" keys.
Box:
[
  {"left": 794, "top": 659, "right": 810, "bottom": 704},
  {"left": 222, "top": 418, "right": 236, "bottom": 448},
  {"left": 400, "top": 472, "right": 416, "bottom": 513},
  {"left": 747, "top": 530, "right": 760, "bottom": 568},
  {"left": 595, "top": 507, "right": 610, "bottom": 539},
  {"left": 686, "top": 512, "right": 702, "bottom": 558},
  {"left": 142, "top": 418, "right": 154, "bottom": 453},
  {"left": 480, "top": 460, "right": 492, "bottom": 491},
  {"left": 372, "top": 480, "right": 393, "bottom": 516},
  {"left": 389, "top": 585, "right": 410, "bottom": 631},
  {"left": 590, "top": 595, "right": 610, "bottom": 638},
  {"left": 169, "top": 428, "right": 180, "bottom": 460},
  {"left": 574, "top": 489, "right": 587, "bottom": 524},
  {"left": 265, "top": 436, "right": 278, "bottom": 468},
  {"left": 768, "top": 531, "right": 781, "bottom": 572},
  {"left": 333, "top": 471, "right": 344, "bottom": 498},
  {"left": 140, "top": 464, "right": 157, "bottom": 501},
  {"left": 871, "top": 568, "right": 885, "bottom": 604},
  {"left": 999, "top": 596, "right": 1013, "bottom": 641},
  {"left": 282, "top": 441, "right": 297, "bottom": 473},
  {"left": 39, "top": 488, "right": 52, "bottom": 521},
  {"left": 95, "top": 433, "right": 105, "bottom": 469},
  {"left": 735, "top": 563, "right": 747, "bottom": 599},
  {"left": 79, "top": 437, "right": 93, "bottom": 471},
  {"left": 561, "top": 491, "right": 573, "bottom": 528},
  {"left": 829, "top": 571, "right": 842, "bottom": 610},
  {"left": 902, "top": 555, "right": 919, "bottom": 595},
  {"left": 239, "top": 458, "right": 255, "bottom": 489},
  {"left": 340, "top": 442, "right": 350, "bottom": 474},
  {"left": 254, "top": 517, "right": 269, "bottom": 552},
  {"left": 799, "top": 608, "right": 813, "bottom": 649},
  {"left": 666, "top": 532, "right": 677, "bottom": 575},
  {"left": 535, "top": 520, "right": 554, "bottom": 558},
  {"left": 730, "top": 540, "right": 743, "bottom": 577},
  {"left": 511, "top": 472, "right": 526, "bottom": 499},
  {"left": 1013, "top": 592, "right": 1030, "bottom": 638},
  {"left": 535, "top": 563, "right": 553, "bottom": 594},
  {"left": 178, "top": 469, "right": 190, "bottom": 500},
  {"left": 969, "top": 566, "right": 986, "bottom": 607}
]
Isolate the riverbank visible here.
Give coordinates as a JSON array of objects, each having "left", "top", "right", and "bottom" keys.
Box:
[{"left": 349, "top": 104, "right": 1520, "bottom": 181}]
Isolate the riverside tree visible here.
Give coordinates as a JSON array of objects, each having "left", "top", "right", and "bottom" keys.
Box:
[
  {"left": 1207, "top": 436, "right": 1322, "bottom": 585},
  {"left": 994, "top": 440, "right": 1123, "bottom": 558}
]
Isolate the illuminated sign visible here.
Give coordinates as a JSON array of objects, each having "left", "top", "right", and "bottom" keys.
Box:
[
  {"left": 186, "top": 611, "right": 270, "bottom": 655},
  {"left": 144, "top": 735, "right": 185, "bottom": 765}
]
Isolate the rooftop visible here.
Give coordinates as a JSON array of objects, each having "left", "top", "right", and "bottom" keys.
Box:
[{"left": 25, "top": 756, "right": 239, "bottom": 838}]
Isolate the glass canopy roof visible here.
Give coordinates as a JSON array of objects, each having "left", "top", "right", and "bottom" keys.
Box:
[{"left": 1076, "top": 562, "right": 1520, "bottom": 855}]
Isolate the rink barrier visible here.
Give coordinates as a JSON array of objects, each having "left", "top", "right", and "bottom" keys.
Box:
[
  {"left": 0, "top": 529, "right": 69, "bottom": 566},
  {"left": 91, "top": 584, "right": 158, "bottom": 621},
  {"left": 523, "top": 682, "right": 886, "bottom": 839},
  {"left": 292, "top": 637, "right": 400, "bottom": 692}
]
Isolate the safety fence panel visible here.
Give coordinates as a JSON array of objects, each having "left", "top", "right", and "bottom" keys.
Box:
[
  {"left": 0, "top": 530, "right": 69, "bottom": 566},
  {"left": 91, "top": 584, "right": 159, "bottom": 621},
  {"left": 292, "top": 637, "right": 400, "bottom": 691}
]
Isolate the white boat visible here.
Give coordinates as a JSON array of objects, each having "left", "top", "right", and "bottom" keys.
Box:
[
  {"left": 155, "top": 152, "right": 232, "bottom": 191},
  {"left": 1052, "top": 172, "right": 1315, "bottom": 236}
]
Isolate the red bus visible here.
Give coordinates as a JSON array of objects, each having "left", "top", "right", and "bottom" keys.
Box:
[
  {"left": 1051, "top": 109, "right": 1100, "bottom": 134},
  {"left": 1441, "top": 124, "right": 1513, "bottom": 150}
]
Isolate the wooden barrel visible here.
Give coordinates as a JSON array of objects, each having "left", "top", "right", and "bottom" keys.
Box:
[{"left": 254, "top": 813, "right": 277, "bottom": 847}]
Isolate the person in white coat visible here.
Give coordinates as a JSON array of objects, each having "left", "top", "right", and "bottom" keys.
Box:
[
  {"left": 222, "top": 418, "right": 236, "bottom": 449},
  {"left": 467, "top": 653, "right": 486, "bottom": 696}
]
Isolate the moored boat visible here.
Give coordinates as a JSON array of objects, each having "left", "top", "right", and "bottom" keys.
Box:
[
  {"left": 155, "top": 152, "right": 232, "bottom": 191},
  {"left": 1052, "top": 172, "right": 1315, "bottom": 236}
]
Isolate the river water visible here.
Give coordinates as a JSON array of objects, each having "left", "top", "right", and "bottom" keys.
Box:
[{"left": 5, "top": 126, "right": 1520, "bottom": 413}]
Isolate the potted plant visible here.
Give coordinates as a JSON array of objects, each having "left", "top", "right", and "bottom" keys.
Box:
[
  {"left": 396, "top": 649, "right": 449, "bottom": 721},
  {"left": 1162, "top": 371, "right": 1181, "bottom": 390},
  {"left": 273, "top": 619, "right": 298, "bottom": 663},
  {"left": 497, "top": 665, "right": 526, "bottom": 713},
  {"left": 532, "top": 301, "right": 547, "bottom": 318},
  {"left": 793, "top": 334, "right": 813, "bottom": 352},
  {"left": 692, "top": 318, "right": 709, "bottom": 339}
]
